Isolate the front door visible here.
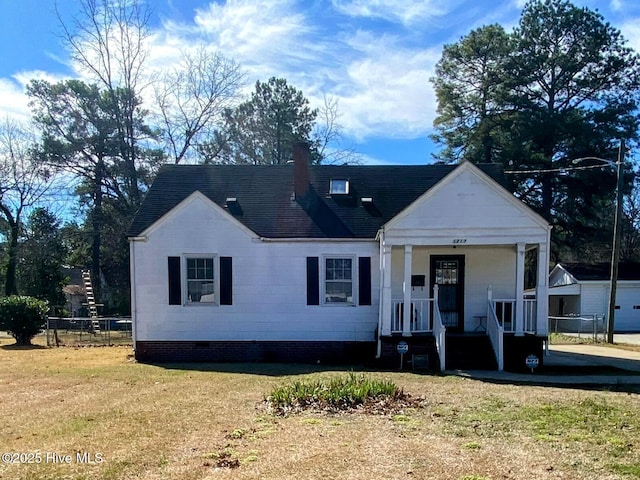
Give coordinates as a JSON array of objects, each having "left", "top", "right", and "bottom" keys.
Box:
[{"left": 430, "top": 255, "right": 465, "bottom": 332}]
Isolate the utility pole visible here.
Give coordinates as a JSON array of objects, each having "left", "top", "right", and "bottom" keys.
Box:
[{"left": 606, "top": 139, "right": 625, "bottom": 344}]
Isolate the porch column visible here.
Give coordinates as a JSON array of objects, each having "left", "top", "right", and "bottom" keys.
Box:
[
  {"left": 381, "top": 244, "right": 393, "bottom": 336},
  {"left": 515, "top": 243, "right": 525, "bottom": 336},
  {"left": 536, "top": 242, "right": 549, "bottom": 335},
  {"left": 402, "top": 245, "right": 413, "bottom": 337}
]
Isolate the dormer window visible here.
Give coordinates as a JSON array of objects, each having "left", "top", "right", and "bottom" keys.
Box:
[{"left": 330, "top": 179, "right": 349, "bottom": 195}]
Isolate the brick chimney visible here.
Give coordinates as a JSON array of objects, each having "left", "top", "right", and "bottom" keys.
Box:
[{"left": 293, "top": 142, "right": 310, "bottom": 199}]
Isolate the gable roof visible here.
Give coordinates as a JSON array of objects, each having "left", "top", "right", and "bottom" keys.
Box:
[
  {"left": 128, "top": 162, "right": 510, "bottom": 239},
  {"left": 555, "top": 262, "right": 640, "bottom": 282}
]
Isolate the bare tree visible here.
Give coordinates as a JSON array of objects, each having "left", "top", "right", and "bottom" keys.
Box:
[
  {"left": 0, "top": 120, "right": 56, "bottom": 296},
  {"left": 56, "top": 0, "right": 152, "bottom": 204},
  {"left": 152, "top": 47, "right": 246, "bottom": 164},
  {"left": 313, "top": 95, "right": 357, "bottom": 165}
]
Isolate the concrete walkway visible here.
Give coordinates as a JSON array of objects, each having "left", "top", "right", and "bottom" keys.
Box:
[{"left": 450, "top": 339, "right": 640, "bottom": 387}]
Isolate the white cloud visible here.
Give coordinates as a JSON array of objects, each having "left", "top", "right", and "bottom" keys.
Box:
[
  {"left": 327, "top": 32, "right": 439, "bottom": 140},
  {"left": 610, "top": 0, "right": 623, "bottom": 11},
  {"left": 332, "top": 0, "right": 451, "bottom": 25},
  {"left": 0, "top": 78, "right": 30, "bottom": 121},
  {"left": 620, "top": 19, "right": 640, "bottom": 54},
  {"left": 0, "top": 70, "right": 71, "bottom": 121}
]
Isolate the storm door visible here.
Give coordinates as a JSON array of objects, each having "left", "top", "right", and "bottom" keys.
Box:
[{"left": 430, "top": 255, "right": 465, "bottom": 332}]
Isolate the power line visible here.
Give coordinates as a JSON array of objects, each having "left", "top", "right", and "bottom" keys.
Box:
[{"left": 504, "top": 164, "right": 607, "bottom": 174}]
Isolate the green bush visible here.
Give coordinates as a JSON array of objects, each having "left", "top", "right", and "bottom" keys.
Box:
[
  {"left": 266, "top": 372, "right": 405, "bottom": 414},
  {"left": 0, "top": 296, "right": 48, "bottom": 346}
]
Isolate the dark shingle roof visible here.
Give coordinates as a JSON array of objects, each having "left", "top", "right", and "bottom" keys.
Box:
[
  {"left": 560, "top": 262, "right": 640, "bottom": 281},
  {"left": 128, "top": 163, "right": 506, "bottom": 239}
]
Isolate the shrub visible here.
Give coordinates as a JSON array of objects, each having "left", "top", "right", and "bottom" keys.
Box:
[
  {"left": 265, "top": 372, "right": 408, "bottom": 415},
  {"left": 0, "top": 296, "right": 48, "bottom": 346}
]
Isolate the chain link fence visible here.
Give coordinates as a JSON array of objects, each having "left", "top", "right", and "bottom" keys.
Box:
[
  {"left": 548, "top": 314, "right": 606, "bottom": 342},
  {"left": 45, "top": 317, "right": 132, "bottom": 346}
]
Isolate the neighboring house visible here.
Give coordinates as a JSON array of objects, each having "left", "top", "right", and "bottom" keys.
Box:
[
  {"left": 128, "top": 144, "right": 551, "bottom": 371},
  {"left": 62, "top": 267, "right": 86, "bottom": 317},
  {"left": 549, "top": 262, "right": 640, "bottom": 332}
]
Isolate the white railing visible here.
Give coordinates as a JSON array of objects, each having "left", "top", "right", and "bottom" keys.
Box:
[
  {"left": 391, "top": 299, "right": 431, "bottom": 333},
  {"left": 432, "top": 285, "right": 446, "bottom": 371},
  {"left": 492, "top": 299, "right": 515, "bottom": 332},
  {"left": 491, "top": 297, "right": 538, "bottom": 334},
  {"left": 486, "top": 288, "right": 504, "bottom": 371},
  {"left": 523, "top": 297, "right": 537, "bottom": 333}
]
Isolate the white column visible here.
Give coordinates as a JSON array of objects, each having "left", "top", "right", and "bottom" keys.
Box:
[
  {"left": 402, "top": 245, "right": 413, "bottom": 337},
  {"left": 536, "top": 242, "right": 549, "bottom": 335},
  {"left": 381, "top": 244, "right": 393, "bottom": 336},
  {"left": 515, "top": 242, "right": 525, "bottom": 336}
]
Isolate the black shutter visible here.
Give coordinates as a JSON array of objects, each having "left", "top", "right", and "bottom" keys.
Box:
[
  {"left": 220, "top": 256, "right": 233, "bottom": 305},
  {"left": 306, "top": 257, "right": 320, "bottom": 305},
  {"left": 358, "top": 257, "right": 371, "bottom": 306},
  {"left": 168, "top": 256, "right": 181, "bottom": 305}
]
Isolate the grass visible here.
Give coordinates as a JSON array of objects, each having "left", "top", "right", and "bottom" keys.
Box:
[
  {"left": 550, "top": 332, "right": 640, "bottom": 353},
  {"left": 1, "top": 332, "right": 640, "bottom": 479}
]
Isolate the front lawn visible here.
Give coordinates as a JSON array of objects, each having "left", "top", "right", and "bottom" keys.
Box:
[{"left": 1, "top": 335, "right": 639, "bottom": 479}]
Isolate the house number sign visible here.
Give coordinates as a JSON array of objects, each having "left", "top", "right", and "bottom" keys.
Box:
[{"left": 452, "top": 239, "right": 467, "bottom": 244}]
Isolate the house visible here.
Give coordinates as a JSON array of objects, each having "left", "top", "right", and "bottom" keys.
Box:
[
  {"left": 128, "top": 144, "right": 551, "bottom": 371},
  {"left": 549, "top": 262, "right": 640, "bottom": 332}
]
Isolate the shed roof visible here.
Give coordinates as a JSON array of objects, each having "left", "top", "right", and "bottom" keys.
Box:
[{"left": 557, "top": 262, "right": 640, "bottom": 282}]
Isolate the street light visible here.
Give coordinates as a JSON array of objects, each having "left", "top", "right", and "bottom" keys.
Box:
[{"left": 572, "top": 140, "right": 625, "bottom": 343}]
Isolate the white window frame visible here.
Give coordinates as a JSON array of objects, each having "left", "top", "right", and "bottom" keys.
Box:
[
  {"left": 329, "top": 179, "right": 350, "bottom": 195},
  {"left": 322, "top": 255, "right": 357, "bottom": 306},
  {"left": 183, "top": 254, "right": 218, "bottom": 305}
]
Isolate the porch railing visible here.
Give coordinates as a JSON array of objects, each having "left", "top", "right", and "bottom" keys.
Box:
[
  {"left": 491, "top": 296, "right": 537, "bottom": 334},
  {"left": 487, "top": 296, "right": 504, "bottom": 371},
  {"left": 391, "top": 285, "right": 446, "bottom": 370},
  {"left": 391, "top": 299, "right": 432, "bottom": 333}
]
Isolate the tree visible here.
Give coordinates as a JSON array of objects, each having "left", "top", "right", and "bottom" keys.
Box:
[
  {"left": 152, "top": 47, "right": 246, "bottom": 164},
  {"left": 431, "top": 0, "right": 640, "bottom": 257},
  {"left": 431, "top": 24, "right": 513, "bottom": 164},
  {"left": 0, "top": 120, "right": 55, "bottom": 296},
  {"left": 57, "top": 0, "right": 152, "bottom": 205},
  {"left": 19, "top": 208, "right": 68, "bottom": 311},
  {"left": 0, "top": 296, "right": 48, "bottom": 346},
  {"left": 206, "top": 77, "right": 320, "bottom": 164},
  {"left": 28, "top": 79, "right": 159, "bottom": 306}
]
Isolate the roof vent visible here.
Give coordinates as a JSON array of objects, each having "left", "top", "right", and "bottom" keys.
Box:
[
  {"left": 361, "top": 197, "right": 381, "bottom": 216},
  {"left": 225, "top": 197, "right": 243, "bottom": 216},
  {"left": 329, "top": 179, "right": 349, "bottom": 195}
]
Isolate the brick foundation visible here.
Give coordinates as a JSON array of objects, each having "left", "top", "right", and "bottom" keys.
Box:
[
  {"left": 503, "top": 334, "right": 546, "bottom": 373},
  {"left": 378, "top": 335, "right": 440, "bottom": 370},
  {"left": 135, "top": 340, "right": 377, "bottom": 364}
]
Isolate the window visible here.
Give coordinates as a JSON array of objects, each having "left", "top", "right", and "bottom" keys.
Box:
[
  {"left": 324, "top": 257, "right": 354, "bottom": 304},
  {"left": 186, "top": 257, "right": 215, "bottom": 303},
  {"left": 329, "top": 179, "right": 349, "bottom": 195}
]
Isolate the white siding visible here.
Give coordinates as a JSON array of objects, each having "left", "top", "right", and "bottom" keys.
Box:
[
  {"left": 389, "top": 245, "right": 516, "bottom": 331},
  {"left": 132, "top": 194, "right": 379, "bottom": 342},
  {"left": 384, "top": 165, "right": 549, "bottom": 246},
  {"left": 580, "top": 283, "right": 607, "bottom": 317}
]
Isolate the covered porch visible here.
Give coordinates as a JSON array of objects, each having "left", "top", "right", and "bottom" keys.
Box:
[{"left": 377, "top": 242, "right": 550, "bottom": 371}]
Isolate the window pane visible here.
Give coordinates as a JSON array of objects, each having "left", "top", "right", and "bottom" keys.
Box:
[
  {"left": 186, "top": 257, "right": 215, "bottom": 303},
  {"left": 325, "top": 281, "right": 352, "bottom": 303},
  {"left": 324, "top": 257, "right": 353, "bottom": 304}
]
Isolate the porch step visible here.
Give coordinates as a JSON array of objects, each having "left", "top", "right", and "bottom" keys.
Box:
[{"left": 445, "top": 333, "right": 497, "bottom": 370}]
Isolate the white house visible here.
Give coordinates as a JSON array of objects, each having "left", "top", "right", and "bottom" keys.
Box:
[
  {"left": 549, "top": 263, "right": 640, "bottom": 332},
  {"left": 128, "top": 144, "right": 551, "bottom": 371}
]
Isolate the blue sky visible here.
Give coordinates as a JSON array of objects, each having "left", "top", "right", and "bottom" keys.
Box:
[{"left": 1, "top": 0, "right": 639, "bottom": 165}]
